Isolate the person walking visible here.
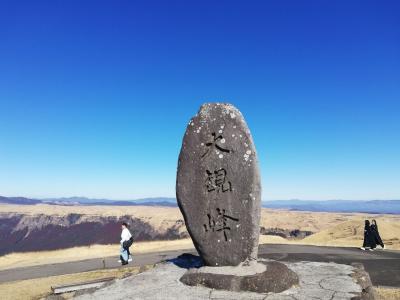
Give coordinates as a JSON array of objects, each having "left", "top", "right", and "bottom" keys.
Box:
[
  {"left": 371, "top": 219, "right": 385, "bottom": 249},
  {"left": 119, "top": 222, "right": 133, "bottom": 265},
  {"left": 361, "top": 220, "right": 376, "bottom": 251}
]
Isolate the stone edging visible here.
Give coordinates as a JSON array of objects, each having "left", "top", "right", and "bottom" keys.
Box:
[{"left": 350, "top": 263, "right": 377, "bottom": 300}]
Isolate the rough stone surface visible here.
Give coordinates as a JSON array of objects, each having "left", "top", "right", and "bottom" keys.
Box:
[
  {"left": 73, "top": 260, "right": 372, "bottom": 300},
  {"left": 190, "top": 261, "right": 267, "bottom": 276},
  {"left": 279, "top": 261, "right": 363, "bottom": 300},
  {"left": 180, "top": 260, "right": 298, "bottom": 293},
  {"left": 350, "top": 263, "right": 377, "bottom": 300},
  {"left": 176, "top": 103, "right": 261, "bottom": 266}
]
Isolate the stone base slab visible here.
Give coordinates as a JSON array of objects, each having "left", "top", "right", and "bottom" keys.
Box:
[{"left": 180, "top": 260, "right": 299, "bottom": 293}]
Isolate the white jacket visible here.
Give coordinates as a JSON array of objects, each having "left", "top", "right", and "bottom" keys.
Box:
[{"left": 121, "top": 228, "right": 132, "bottom": 244}]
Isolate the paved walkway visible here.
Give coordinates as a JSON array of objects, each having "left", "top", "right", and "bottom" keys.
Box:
[
  {"left": 0, "top": 244, "right": 399, "bottom": 287},
  {"left": 258, "top": 244, "right": 400, "bottom": 287},
  {"left": 0, "top": 249, "right": 189, "bottom": 283}
]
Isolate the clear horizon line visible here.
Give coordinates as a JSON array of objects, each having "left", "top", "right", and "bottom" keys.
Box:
[{"left": 1, "top": 195, "right": 399, "bottom": 202}]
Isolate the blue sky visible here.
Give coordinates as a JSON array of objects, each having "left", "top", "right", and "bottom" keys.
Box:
[{"left": 0, "top": 1, "right": 399, "bottom": 200}]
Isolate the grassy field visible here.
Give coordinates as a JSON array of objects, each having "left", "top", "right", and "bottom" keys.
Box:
[
  {"left": 301, "top": 218, "right": 400, "bottom": 249},
  {"left": 375, "top": 287, "right": 400, "bottom": 300},
  {"left": 0, "top": 236, "right": 290, "bottom": 270},
  {"left": 2, "top": 203, "right": 399, "bottom": 233},
  {"left": 0, "top": 231, "right": 398, "bottom": 272},
  {"left": 0, "top": 204, "right": 399, "bottom": 271},
  {"left": 0, "top": 239, "right": 194, "bottom": 270}
]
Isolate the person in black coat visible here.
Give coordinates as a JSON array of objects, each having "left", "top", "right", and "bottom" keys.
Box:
[
  {"left": 361, "top": 220, "right": 376, "bottom": 250},
  {"left": 371, "top": 219, "right": 385, "bottom": 249}
]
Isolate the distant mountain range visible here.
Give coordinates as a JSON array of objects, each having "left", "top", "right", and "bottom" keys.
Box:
[
  {"left": 0, "top": 196, "right": 42, "bottom": 205},
  {"left": 0, "top": 196, "right": 177, "bottom": 207},
  {"left": 262, "top": 200, "right": 400, "bottom": 214},
  {"left": 1, "top": 196, "right": 399, "bottom": 214}
]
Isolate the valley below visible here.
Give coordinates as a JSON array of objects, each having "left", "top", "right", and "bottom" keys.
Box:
[{"left": 1, "top": 203, "right": 399, "bottom": 260}]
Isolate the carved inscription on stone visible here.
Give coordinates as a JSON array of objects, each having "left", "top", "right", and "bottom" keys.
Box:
[
  {"left": 205, "top": 169, "right": 232, "bottom": 193},
  {"left": 203, "top": 208, "right": 239, "bottom": 242},
  {"left": 176, "top": 103, "right": 261, "bottom": 266}
]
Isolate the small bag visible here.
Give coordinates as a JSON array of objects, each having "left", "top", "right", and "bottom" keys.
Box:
[{"left": 123, "top": 237, "right": 134, "bottom": 250}]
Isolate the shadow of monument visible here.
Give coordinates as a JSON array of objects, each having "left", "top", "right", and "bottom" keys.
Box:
[{"left": 166, "top": 253, "right": 204, "bottom": 269}]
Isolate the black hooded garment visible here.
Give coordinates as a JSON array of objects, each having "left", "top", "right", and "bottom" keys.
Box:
[
  {"left": 362, "top": 221, "right": 376, "bottom": 249},
  {"left": 371, "top": 222, "right": 384, "bottom": 248}
]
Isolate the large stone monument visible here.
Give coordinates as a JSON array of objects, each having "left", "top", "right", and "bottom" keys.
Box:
[
  {"left": 176, "top": 103, "right": 261, "bottom": 266},
  {"left": 176, "top": 103, "right": 298, "bottom": 293}
]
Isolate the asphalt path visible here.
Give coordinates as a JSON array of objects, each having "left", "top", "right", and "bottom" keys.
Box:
[
  {"left": 258, "top": 244, "right": 400, "bottom": 287},
  {"left": 0, "top": 249, "right": 191, "bottom": 283},
  {"left": 0, "top": 244, "right": 399, "bottom": 287}
]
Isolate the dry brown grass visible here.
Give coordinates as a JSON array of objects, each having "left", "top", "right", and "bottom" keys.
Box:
[
  {"left": 0, "top": 265, "right": 153, "bottom": 300},
  {"left": 0, "top": 204, "right": 182, "bottom": 228},
  {"left": 0, "top": 236, "right": 291, "bottom": 270},
  {"left": 1, "top": 203, "right": 399, "bottom": 234},
  {"left": 0, "top": 203, "right": 180, "bottom": 217},
  {"left": 0, "top": 239, "right": 195, "bottom": 270},
  {"left": 260, "top": 209, "right": 357, "bottom": 232},
  {"left": 302, "top": 217, "right": 400, "bottom": 250},
  {"left": 375, "top": 287, "right": 400, "bottom": 299}
]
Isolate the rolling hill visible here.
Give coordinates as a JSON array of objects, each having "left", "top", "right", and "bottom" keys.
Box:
[{"left": 302, "top": 218, "right": 400, "bottom": 249}]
